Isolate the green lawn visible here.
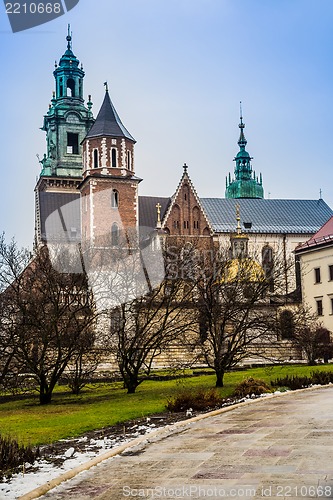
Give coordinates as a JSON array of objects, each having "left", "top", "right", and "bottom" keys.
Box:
[{"left": 1, "top": 364, "right": 332, "bottom": 447}]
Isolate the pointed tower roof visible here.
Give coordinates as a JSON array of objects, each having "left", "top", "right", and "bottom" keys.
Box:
[{"left": 86, "top": 85, "right": 135, "bottom": 142}]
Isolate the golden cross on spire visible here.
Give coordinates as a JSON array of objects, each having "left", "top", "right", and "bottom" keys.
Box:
[{"left": 156, "top": 203, "right": 162, "bottom": 228}]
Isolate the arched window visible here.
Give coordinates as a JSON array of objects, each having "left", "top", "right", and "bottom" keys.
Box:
[
  {"left": 193, "top": 206, "right": 200, "bottom": 232},
  {"left": 111, "top": 148, "right": 117, "bottom": 168},
  {"left": 111, "top": 223, "right": 119, "bottom": 247},
  {"left": 67, "top": 78, "right": 75, "bottom": 97},
  {"left": 127, "top": 151, "right": 131, "bottom": 170},
  {"left": 111, "top": 189, "right": 119, "bottom": 208},
  {"left": 173, "top": 205, "right": 181, "bottom": 234},
  {"left": 93, "top": 149, "right": 99, "bottom": 168},
  {"left": 262, "top": 245, "right": 274, "bottom": 291},
  {"left": 279, "top": 310, "right": 294, "bottom": 339}
]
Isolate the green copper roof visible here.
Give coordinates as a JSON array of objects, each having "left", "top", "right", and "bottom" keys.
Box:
[{"left": 225, "top": 108, "right": 264, "bottom": 199}]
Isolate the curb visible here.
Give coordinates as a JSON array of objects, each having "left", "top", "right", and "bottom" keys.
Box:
[{"left": 18, "top": 384, "right": 332, "bottom": 499}]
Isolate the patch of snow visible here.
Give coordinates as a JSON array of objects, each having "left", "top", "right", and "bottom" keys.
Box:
[{"left": 0, "top": 421, "right": 160, "bottom": 500}]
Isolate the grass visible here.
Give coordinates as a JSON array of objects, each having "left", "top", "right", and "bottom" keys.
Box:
[{"left": 1, "top": 363, "right": 333, "bottom": 447}]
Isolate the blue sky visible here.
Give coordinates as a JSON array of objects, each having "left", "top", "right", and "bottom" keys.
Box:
[{"left": 0, "top": 0, "right": 333, "bottom": 248}]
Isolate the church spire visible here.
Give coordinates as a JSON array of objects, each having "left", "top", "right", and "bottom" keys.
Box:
[
  {"left": 66, "top": 23, "right": 72, "bottom": 51},
  {"left": 225, "top": 104, "right": 264, "bottom": 199},
  {"left": 238, "top": 102, "right": 247, "bottom": 149},
  {"left": 85, "top": 84, "right": 135, "bottom": 141}
]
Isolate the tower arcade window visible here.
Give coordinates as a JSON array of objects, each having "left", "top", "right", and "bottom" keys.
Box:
[
  {"left": 67, "top": 78, "right": 76, "bottom": 97},
  {"left": 111, "top": 189, "right": 119, "bottom": 208},
  {"left": 93, "top": 149, "right": 99, "bottom": 168},
  {"left": 111, "top": 148, "right": 117, "bottom": 168},
  {"left": 59, "top": 77, "right": 64, "bottom": 97},
  {"left": 67, "top": 133, "right": 79, "bottom": 154}
]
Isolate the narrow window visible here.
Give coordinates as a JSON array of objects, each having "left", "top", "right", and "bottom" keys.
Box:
[
  {"left": 329, "top": 265, "right": 333, "bottom": 281},
  {"left": 93, "top": 149, "right": 99, "bottom": 168},
  {"left": 279, "top": 310, "right": 294, "bottom": 339},
  {"left": 316, "top": 299, "right": 323, "bottom": 316},
  {"left": 59, "top": 78, "right": 63, "bottom": 97},
  {"left": 127, "top": 151, "right": 131, "bottom": 170},
  {"left": 184, "top": 193, "right": 187, "bottom": 201},
  {"left": 67, "top": 133, "right": 79, "bottom": 154},
  {"left": 331, "top": 298, "right": 333, "bottom": 315},
  {"left": 111, "top": 148, "right": 117, "bottom": 168},
  {"left": 183, "top": 221, "right": 186, "bottom": 229},
  {"left": 111, "top": 189, "right": 119, "bottom": 208},
  {"left": 314, "top": 267, "right": 321, "bottom": 283},
  {"left": 111, "top": 223, "right": 119, "bottom": 246}
]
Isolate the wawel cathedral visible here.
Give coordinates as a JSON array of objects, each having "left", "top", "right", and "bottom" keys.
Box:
[{"left": 34, "top": 29, "right": 333, "bottom": 304}]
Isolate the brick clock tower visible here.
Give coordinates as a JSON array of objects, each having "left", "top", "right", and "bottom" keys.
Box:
[{"left": 80, "top": 84, "right": 140, "bottom": 247}]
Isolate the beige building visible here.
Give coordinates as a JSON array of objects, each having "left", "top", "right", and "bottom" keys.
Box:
[{"left": 295, "top": 216, "right": 333, "bottom": 333}]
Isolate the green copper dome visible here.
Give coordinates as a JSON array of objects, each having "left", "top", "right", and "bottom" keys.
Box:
[{"left": 225, "top": 108, "right": 264, "bottom": 199}]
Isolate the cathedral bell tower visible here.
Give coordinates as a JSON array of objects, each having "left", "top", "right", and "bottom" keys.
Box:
[
  {"left": 225, "top": 105, "right": 264, "bottom": 199},
  {"left": 34, "top": 26, "right": 94, "bottom": 246},
  {"left": 79, "top": 84, "right": 141, "bottom": 246}
]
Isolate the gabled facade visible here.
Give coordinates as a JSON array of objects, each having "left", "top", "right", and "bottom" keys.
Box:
[
  {"left": 295, "top": 216, "right": 333, "bottom": 332},
  {"left": 161, "top": 164, "right": 212, "bottom": 237}
]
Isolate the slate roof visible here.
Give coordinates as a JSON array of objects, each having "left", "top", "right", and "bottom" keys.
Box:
[
  {"left": 86, "top": 91, "right": 135, "bottom": 142},
  {"left": 199, "top": 198, "right": 333, "bottom": 234},
  {"left": 39, "top": 192, "right": 81, "bottom": 242},
  {"left": 295, "top": 215, "right": 333, "bottom": 252},
  {"left": 139, "top": 196, "right": 171, "bottom": 229}
]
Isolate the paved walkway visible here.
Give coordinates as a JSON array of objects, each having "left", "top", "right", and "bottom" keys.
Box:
[{"left": 41, "top": 387, "right": 333, "bottom": 499}]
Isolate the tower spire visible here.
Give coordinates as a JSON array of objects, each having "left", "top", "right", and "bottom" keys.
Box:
[
  {"left": 66, "top": 24, "right": 72, "bottom": 51},
  {"left": 238, "top": 101, "right": 247, "bottom": 149}
]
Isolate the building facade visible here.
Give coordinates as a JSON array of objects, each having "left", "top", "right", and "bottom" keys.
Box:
[
  {"left": 295, "top": 217, "right": 333, "bottom": 332},
  {"left": 34, "top": 29, "right": 333, "bottom": 303}
]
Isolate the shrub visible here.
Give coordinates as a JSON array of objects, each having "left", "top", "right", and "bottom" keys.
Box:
[
  {"left": 270, "top": 375, "right": 310, "bottom": 390},
  {"left": 310, "top": 370, "right": 333, "bottom": 385},
  {"left": 233, "top": 377, "right": 272, "bottom": 398},
  {"left": 0, "top": 435, "right": 39, "bottom": 481},
  {"left": 166, "top": 387, "right": 223, "bottom": 412},
  {"left": 271, "top": 370, "right": 333, "bottom": 390}
]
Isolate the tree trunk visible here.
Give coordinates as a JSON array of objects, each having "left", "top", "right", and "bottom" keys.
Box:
[
  {"left": 122, "top": 372, "right": 140, "bottom": 394},
  {"left": 39, "top": 375, "right": 53, "bottom": 404},
  {"left": 215, "top": 369, "right": 225, "bottom": 387},
  {"left": 39, "top": 391, "right": 52, "bottom": 404}
]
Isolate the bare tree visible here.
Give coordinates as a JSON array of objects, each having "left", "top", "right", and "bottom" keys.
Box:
[
  {"left": 279, "top": 305, "right": 333, "bottom": 365},
  {"left": 88, "top": 235, "right": 198, "bottom": 394},
  {"left": 194, "top": 244, "right": 295, "bottom": 387},
  {"left": 0, "top": 237, "right": 98, "bottom": 404}
]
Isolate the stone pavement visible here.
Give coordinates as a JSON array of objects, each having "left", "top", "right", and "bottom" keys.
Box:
[{"left": 41, "top": 386, "right": 333, "bottom": 500}]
